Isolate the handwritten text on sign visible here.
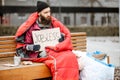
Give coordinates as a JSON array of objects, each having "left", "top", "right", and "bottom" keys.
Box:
[{"left": 32, "top": 28, "right": 61, "bottom": 51}]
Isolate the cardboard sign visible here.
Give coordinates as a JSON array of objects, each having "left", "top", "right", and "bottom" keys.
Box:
[{"left": 32, "top": 28, "right": 61, "bottom": 51}]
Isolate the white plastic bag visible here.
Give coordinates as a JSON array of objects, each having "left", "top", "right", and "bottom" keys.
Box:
[
  {"left": 80, "top": 55, "right": 115, "bottom": 80},
  {"left": 72, "top": 50, "right": 115, "bottom": 80},
  {"left": 72, "top": 50, "right": 87, "bottom": 70}
]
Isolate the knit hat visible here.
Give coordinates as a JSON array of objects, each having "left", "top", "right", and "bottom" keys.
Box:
[{"left": 37, "top": 1, "right": 50, "bottom": 12}]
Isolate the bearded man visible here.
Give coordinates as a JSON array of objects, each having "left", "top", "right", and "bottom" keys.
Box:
[{"left": 15, "top": 1, "right": 79, "bottom": 80}]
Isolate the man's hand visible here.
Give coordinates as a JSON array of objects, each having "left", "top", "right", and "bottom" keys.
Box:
[
  {"left": 58, "top": 33, "right": 65, "bottom": 42},
  {"left": 26, "top": 44, "right": 40, "bottom": 51}
]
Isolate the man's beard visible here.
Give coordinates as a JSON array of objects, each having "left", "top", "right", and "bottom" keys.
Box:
[{"left": 39, "top": 15, "right": 51, "bottom": 25}]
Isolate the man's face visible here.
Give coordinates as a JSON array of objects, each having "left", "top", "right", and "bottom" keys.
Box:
[{"left": 38, "top": 7, "right": 51, "bottom": 25}]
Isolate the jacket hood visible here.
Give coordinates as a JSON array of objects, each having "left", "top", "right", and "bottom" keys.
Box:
[{"left": 15, "top": 12, "right": 58, "bottom": 38}]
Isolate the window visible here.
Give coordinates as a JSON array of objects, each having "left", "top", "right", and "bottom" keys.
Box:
[
  {"left": 108, "top": 16, "right": 111, "bottom": 24},
  {"left": 18, "top": 13, "right": 26, "bottom": 19},
  {"left": 64, "top": 16, "right": 70, "bottom": 25},
  {"left": 101, "top": 17, "right": 106, "bottom": 25},
  {"left": 101, "top": 16, "right": 111, "bottom": 25},
  {"left": 81, "top": 17, "right": 87, "bottom": 24}
]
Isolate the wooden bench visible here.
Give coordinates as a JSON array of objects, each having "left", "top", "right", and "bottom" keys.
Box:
[
  {"left": 0, "top": 32, "right": 86, "bottom": 80},
  {"left": 0, "top": 32, "right": 86, "bottom": 58}
]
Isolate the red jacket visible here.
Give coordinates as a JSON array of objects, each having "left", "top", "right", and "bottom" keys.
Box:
[{"left": 16, "top": 12, "right": 79, "bottom": 80}]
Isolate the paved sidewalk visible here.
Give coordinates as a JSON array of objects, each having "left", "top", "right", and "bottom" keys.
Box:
[{"left": 114, "top": 66, "right": 120, "bottom": 80}]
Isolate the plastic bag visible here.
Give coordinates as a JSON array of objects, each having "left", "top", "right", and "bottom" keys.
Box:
[
  {"left": 80, "top": 54, "right": 115, "bottom": 80},
  {"left": 72, "top": 50, "right": 115, "bottom": 80}
]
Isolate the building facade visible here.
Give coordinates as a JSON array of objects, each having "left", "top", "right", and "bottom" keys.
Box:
[{"left": 1, "top": 0, "right": 119, "bottom": 27}]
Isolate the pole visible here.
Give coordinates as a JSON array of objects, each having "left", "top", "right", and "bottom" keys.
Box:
[
  {"left": 46, "top": 0, "right": 50, "bottom": 5},
  {"left": 58, "top": 0, "right": 61, "bottom": 21},
  {"left": 119, "top": 0, "right": 120, "bottom": 43},
  {"left": 2, "top": 0, "right": 4, "bottom": 6}
]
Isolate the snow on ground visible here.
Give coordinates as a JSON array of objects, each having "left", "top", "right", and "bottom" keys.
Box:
[{"left": 87, "top": 36, "right": 120, "bottom": 67}]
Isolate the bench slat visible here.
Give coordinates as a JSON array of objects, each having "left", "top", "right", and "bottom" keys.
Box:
[
  {"left": 73, "top": 46, "right": 86, "bottom": 51},
  {"left": 71, "top": 36, "right": 86, "bottom": 39},
  {"left": 73, "top": 43, "right": 86, "bottom": 47},
  {"left": 0, "top": 48, "right": 16, "bottom": 53},
  {"left": 71, "top": 32, "right": 86, "bottom": 36},
  {"left": 74, "top": 48, "right": 86, "bottom": 51},
  {"left": 0, "top": 52, "right": 15, "bottom": 57},
  {"left": 72, "top": 39, "right": 86, "bottom": 43},
  {"left": 0, "top": 36, "right": 15, "bottom": 40},
  {"left": 0, "top": 40, "right": 16, "bottom": 45},
  {"left": 0, "top": 45, "right": 16, "bottom": 49}
]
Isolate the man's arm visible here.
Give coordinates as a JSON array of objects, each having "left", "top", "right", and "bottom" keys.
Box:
[{"left": 46, "top": 19, "right": 73, "bottom": 51}]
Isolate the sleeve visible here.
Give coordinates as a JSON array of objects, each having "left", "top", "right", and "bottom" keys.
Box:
[
  {"left": 22, "top": 26, "right": 34, "bottom": 49},
  {"left": 46, "top": 20, "right": 73, "bottom": 52},
  {"left": 56, "top": 21, "right": 73, "bottom": 51}
]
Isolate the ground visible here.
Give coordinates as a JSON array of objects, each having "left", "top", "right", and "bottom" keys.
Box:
[{"left": 87, "top": 36, "right": 120, "bottom": 67}]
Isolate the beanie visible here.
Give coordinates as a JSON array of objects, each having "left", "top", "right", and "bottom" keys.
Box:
[{"left": 37, "top": 1, "right": 50, "bottom": 12}]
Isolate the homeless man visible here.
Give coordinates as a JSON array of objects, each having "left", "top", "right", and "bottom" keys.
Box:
[{"left": 15, "top": 1, "right": 79, "bottom": 80}]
